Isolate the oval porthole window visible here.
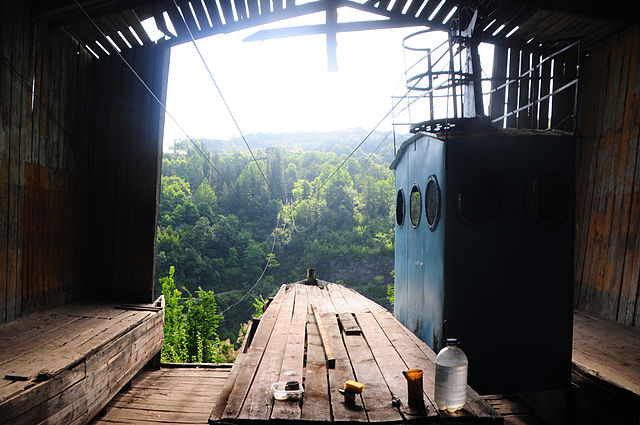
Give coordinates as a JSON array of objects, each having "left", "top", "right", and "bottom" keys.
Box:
[
  {"left": 396, "top": 189, "right": 406, "bottom": 226},
  {"left": 410, "top": 185, "right": 422, "bottom": 228},
  {"left": 526, "top": 171, "right": 571, "bottom": 225},
  {"left": 425, "top": 175, "right": 441, "bottom": 231},
  {"left": 457, "top": 172, "right": 503, "bottom": 226}
]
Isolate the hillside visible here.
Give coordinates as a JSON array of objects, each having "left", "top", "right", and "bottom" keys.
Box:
[{"left": 157, "top": 130, "right": 398, "bottom": 343}]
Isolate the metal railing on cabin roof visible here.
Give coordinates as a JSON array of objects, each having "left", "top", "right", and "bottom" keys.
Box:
[{"left": 391, "top": 26, "right": 581, "bottom": 135}]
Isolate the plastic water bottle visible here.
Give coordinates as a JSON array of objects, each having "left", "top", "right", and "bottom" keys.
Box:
[{"left": 434, "top": 338, "right": 468, "bottom": 412}]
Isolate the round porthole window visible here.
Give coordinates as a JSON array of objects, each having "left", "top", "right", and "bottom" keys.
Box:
[
  {"left": 425, "top": 175, "right": 441, "bottom": 231},
  {"left": 396, "top": 189, "right": 406, "bottom": 226},
  {"left": 410, "top": 185, "right": 422, "bottom": 228},
  {"left": 526, "top": 171, "right": 571, "bottom": 225},
  {"left": 457, "top": 172, "right": 503, "bottom": 226}
]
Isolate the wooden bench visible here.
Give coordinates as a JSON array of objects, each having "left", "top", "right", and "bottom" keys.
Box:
[
  {"left": 571, "top": 311, "right": 640, "bottom": 425},
  {"left": 210, "top": 282, "right": 501, "bottom": 424},
  {"left": 0, "top": 298, "right": 164, "bottom": 424}
]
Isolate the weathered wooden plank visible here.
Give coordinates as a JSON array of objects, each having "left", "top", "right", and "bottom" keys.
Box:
[
  {"left": 30, "top": 311, "right": 154, "bottom": 380},
  {"left": 215, "top": 285, "right": 285, "bottom": 420},
  {"left": 109, "top": 398, "right": 214, "bottom": 414},
  {"left": 238, "top": 284, "right": 296, "bottom": 420},
  {"left": 506, "top": 47, "right": 520, "bottom": 128},
  {"left": 300, "top": 310, "right": 331, "bottom": 422},
  {"left": 14, "top": 0, "right": 34, "bottom": 321},
  {"left": 5, "top": 0, "right": 24, "bottom": 323},
  {"left": 0, "top": 308, "right": 82, "bottom": 352},
  {"left": 10, "top": 378, "right": 86, "bottom": 425},
  {"left": 0, "top": 315, "right": 121, "bottom": 379},
  {"left": 130, "top": 42, "right": 168, "bottom": 303},
  {"left": 121, "top": 9, "right": 152, "bottom": 45},
  {"left": 343, "top": 330, "right": 403, "bottom": 422},
  {"left": 322, "top": 310, "right": 368, "bottom": 422},
  {"left": 190, "top": 0, "right": 211, "bottom": 30},
  {"left": 315, "top": 284, "right": 336, "bottom": 313},
  {"left": 0, "top": 315, "right": 84, "bottom": 371},
  {"left": 246, "top": 0, "right": 259, "bottom": 19},
  {"left": 516, "top": 49, "right": 531, "bottom": 129},
  {"left": 338, "top": 284, "right": 383, "bottom": 314},
  {"left": 381, "top": 311, "right": 498, "bottom": 420},
  {"left": 356, "top": 311, "right": 437, "bottom": 416},
  {"left": 584, "top": 33, "right": 624, "bottom": 319},
  {"left": 208, "top": 306, "right": 269, "bottom": 421},
  {"left": 579, "top": 37, "right": 617, "bottom": 314},
  {"left": 202, "top": 0, "right": 223, "bottom": 27},
  {"left": 574, "top": 41, "right": 607, "bottom": 307},
  {"left": 599, "top": 33, "right": 635, "bottom": 323},
  {"left": 327, "top": 282, "right": 352, "bottom": 313},
  {"left": 0, "top": 0, "right": 12, "bottom": 320},
  {"left": 97, "top": 405, "right": 208, "bottom": 423},
  {"left": 114, "top": 390, "right": 227, "bottom": 406},
  {"left": 616, "top": 29, "right": 640, "bottom": 326},
  {"left": 339, "top": 312, "right": 361, "bottom": 335},
  {"left": 537, "top": 48, "right": 552, "bottom": 129},
  {"left": 573, "top": 311, "right": 640, "bottom": 395},
  {"left": 111, "top": 46, "right": 133, "bottom": 299},
  {"left": 311, "top": 304, "right": 335, "bottom": 369},
  {"left": 271, "top": 284, "right": 307, "bottom": 420},
  {"left": 0, "top": 362, "right": 85, "bottom": 423}
]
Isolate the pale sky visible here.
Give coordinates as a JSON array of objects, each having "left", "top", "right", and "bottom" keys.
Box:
[{"left": 160, "top": 8, "right": 493, "bottom": 149}]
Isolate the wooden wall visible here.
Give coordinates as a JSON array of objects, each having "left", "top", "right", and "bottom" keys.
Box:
[
  {"left": 574, "top": 26, "right": 640, "bottom": 327},
  {"left": 489, "top": 41, "right": 579, "bottom": 133},
  {"left": 88, "top": 43, "right": 170, "bottom": 303},
  {"left": 0, "top": 1, "right": 170, "bottom": 324},
  {"left": 0, "top": 2, "right": 93, "bottom": 322}
]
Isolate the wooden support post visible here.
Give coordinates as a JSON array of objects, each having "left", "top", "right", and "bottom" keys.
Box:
[
  {"left": 306, "top": 268, "right": 317, "bottom": 285},
  {"left": 311, "top": 304, "right": 335, "bottom": 368},
  {"left": 145, "top": 350, "right": 161, "bottom": 370},
  {"left": 326, "top": 0, "right": 337, "bottom": 71}
]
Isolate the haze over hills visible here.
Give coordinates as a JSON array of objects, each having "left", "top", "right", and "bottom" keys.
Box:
[
  {"left": 167, "top": 129, "right": 408, "bottom": 165},
  {"left": 158, "top": 129, "right": 399, "bottom": 348}
]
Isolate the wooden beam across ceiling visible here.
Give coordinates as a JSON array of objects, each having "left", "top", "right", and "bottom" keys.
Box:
[{"left": 35, "top": 0, "right": 633, "bottom": 60}]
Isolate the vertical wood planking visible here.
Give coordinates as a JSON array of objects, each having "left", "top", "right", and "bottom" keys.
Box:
[
  {"left": 574, "top": 26, "right": 640, "bottom": 326},
  {"left": 537, "top": 49, "right": 552, "bottom": 129},
  {"left": 0, "top": 1, "right": 12, "bottom": 323},
  {"left": 506, "top": 47, "right": 520, "bottom": 128},
  {"left": 516, "top": 49, "right": 531, "bottom": 129},
  {"left": 574, "top": 45, "right": 604, "bottom": 307},
  {"left": 619, "top": 30, "right": 640, "bottom": 325},
  {"left": 0, "top": 1, "right": 180, "bottom": 322},
  {"left": 529, "top": 50, "right": 540, "bottom": 129},
  {"left": 579, "top": 36, "right": 614, "bottom": 315},
  {"left": 8, "top": 1, "right": 25, "bottom": 321},
  {"left": 601, "top": 33, "right": 633, "bottom": 321}
]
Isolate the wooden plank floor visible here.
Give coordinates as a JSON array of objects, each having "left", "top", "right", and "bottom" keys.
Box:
[
  {"left": 572, "top": 310, "right": 640, "bottom": 396},
  {"left": 483, "top": 395, "right": 547, "bottom": 425},
  {"left": 0, "top": 300, "right": 164, "bottom": 424},
  {"left": 210, "top": 282, "right": 501, "bottom": 424},
  {"left": 92, "top": 366, "right": 231, "bottom": 424}
]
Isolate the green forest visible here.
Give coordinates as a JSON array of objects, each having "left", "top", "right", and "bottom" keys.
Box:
[{"left": 156, "top": 130, "right": 399, "bottom": 361}]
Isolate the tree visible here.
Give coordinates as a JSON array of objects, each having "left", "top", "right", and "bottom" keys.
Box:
[{"left": 160, "top": 266, "right": 236, "bottom": 363}]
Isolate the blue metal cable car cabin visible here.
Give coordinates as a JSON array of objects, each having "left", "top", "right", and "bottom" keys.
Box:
[{"left": 390, "top": 24, "right": 575, "bottom": 394}]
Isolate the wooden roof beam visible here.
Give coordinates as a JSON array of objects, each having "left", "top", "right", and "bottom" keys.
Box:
[{"left": 35, "top": 0, "right": 157, "bottom": 26}]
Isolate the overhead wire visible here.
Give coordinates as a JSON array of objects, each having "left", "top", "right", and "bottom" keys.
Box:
[
  {"left": 171, "top": 0, "right": 276, "bottom": 199},
  {"left": 73, "top": 0, "right": 468, "bottom": 302},
  {"left": 71, "top": 0, "right": 239, "bottom": 197},
  {"left": 288, "top": 130, "right": 392, "bottom": 233},
  {"left": 220, "top": 212, "right": 285, "bottom": 314},
  {"left": 72, "top": 0, "right": 284, "bottom": 306}
]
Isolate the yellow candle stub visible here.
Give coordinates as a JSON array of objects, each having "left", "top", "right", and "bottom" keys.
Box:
[{"left": 343, "top": 380, "right": 364, "bottom": 393}]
